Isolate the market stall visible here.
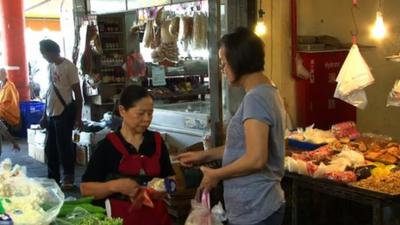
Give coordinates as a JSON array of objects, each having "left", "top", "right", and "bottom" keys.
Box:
[{"left": 284, "top": 123, "right": 400, "bottom": 225}]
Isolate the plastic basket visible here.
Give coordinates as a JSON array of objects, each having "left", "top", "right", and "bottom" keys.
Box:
[
  {"left": 18, "top": 101, "right": 45, "bottom": 137},
  {"left": 287, "top": 138, "right": 325, "bottom": 150}
]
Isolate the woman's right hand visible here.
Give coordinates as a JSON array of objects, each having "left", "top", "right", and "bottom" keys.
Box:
[
  {"left": 176, "top": 151, "right": 207, "bottom": 167},
  {"left": 109, "top": 178, "right": 140, "bottom": 198}
]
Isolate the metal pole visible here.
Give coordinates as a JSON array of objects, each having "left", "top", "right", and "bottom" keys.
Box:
[{"left": 208, "top": 0, "right": 223, "bottom": 147}]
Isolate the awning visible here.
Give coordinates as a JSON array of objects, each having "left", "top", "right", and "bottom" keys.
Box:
[{"left": 24, "top": 0, "right": 63, "bottom": 18}]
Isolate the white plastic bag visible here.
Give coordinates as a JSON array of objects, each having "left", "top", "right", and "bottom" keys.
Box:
[
  {"left": 334, "top": 88, "right": 368, "bottom": 109},
  {"left": 211, "top": 201, "right": 227, "bottom": 223},
  {"left": 386, "top": 80, "right": 400, "bottom": 107},
  {"left": 335, "top": 44, "right": 374, "bottom": 95},
  {"left": 185, "top": 192, "right": 223, "bottom": 225},
  {"left": 334, "top": 44, "right": 374, "bottom": 109}
]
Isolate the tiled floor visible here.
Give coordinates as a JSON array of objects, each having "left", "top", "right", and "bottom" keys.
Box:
[{"left": 0, "top": 138, "right": 85, "bottom": 198}]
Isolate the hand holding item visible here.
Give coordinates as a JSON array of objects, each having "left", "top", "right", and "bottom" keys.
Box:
[
  {"left": 129, "top": 188, "right": 154, "bottom": 209},
  {"left": 197, "top": 166, "right": 220, "bottom": 196},
  {"left": 111, "top": 178, "right": 140, "bottom": 197},
  {"left": 176, "top": 151, "right": 206, "bottom": 167}
]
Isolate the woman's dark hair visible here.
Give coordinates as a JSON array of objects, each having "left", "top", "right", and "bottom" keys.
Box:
[
  {"left": 39, "top": 39, "right": 61, "bottom": 55},
  {"left": 119, "top": 85, "right": 152, "bottom": 109},
  {"left": 219, "top": 27, "right": 265, "bottom": 81}
]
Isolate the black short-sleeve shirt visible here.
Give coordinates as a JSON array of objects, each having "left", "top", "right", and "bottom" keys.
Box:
[{"left": 81, "top": 129, "right": 175, "bottom": 185}]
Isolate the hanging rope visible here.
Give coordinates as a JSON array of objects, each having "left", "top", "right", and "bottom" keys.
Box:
[{"left": 350, "top": 1, "right": 359, "bottom": 44}]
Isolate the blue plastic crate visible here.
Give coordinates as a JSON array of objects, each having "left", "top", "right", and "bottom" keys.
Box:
[
  {"left": 287, "top": 138, "right": 325, "bottom": 150},
  {"left": 18, "top": 101, "right": 45, "bottom": 137}
]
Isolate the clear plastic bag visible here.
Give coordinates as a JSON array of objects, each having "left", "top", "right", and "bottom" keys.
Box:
[
  {"left": 386, "top": 80, "right": 400, "bottom": 107},
  {"left": 184, "top": 192, "right": 223, "bottom": 225},
  {"left": 0, "top": 177, "right": 64, "bottom": 225}
]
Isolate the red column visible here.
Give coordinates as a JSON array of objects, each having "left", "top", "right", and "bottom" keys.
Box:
[{"left": 0, "top": 0, "right": 29, "bottom": 100}]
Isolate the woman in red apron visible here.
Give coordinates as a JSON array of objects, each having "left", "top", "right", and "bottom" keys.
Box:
[{"left": 80, "top": 85, "right": 174, "bottom": 225}]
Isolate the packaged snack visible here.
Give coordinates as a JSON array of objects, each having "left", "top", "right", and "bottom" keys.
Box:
[{"left": 147, "top": 178, "right": 176, "bottom": 194}]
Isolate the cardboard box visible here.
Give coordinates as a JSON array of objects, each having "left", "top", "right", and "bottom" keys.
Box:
[{"left": 76, "top": 145, "right": 88, "bottom": 166}]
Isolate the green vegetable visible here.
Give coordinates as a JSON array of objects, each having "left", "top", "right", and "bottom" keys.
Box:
[
  {"left": 64, "top": 196, "right": 95, "bottom": 205},
  {"left": 77, "top": 214, "right": 123, "bottom": 225},
  {"left": 58, "top": 204, "right": 105, "bottom": 217}
]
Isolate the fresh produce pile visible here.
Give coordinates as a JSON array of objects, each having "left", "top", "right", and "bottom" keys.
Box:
[{"left": 56, "top": 196, "right": 122, "bottom": 225}]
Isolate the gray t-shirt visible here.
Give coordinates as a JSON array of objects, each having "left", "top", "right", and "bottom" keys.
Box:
[{"left": 222, "top": 84, "right": 286, "bottom": 225}]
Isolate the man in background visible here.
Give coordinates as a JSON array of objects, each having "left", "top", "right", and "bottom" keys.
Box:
[{"left": 39, "top": 39, "right": 83, "bottom": 190}]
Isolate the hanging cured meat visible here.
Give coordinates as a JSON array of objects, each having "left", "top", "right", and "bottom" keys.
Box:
[
  {"left": 143, "top": 20, "right": 154, "bottom": 48},
  {"left": 178, "top": 16, "right": 193, "bottom": 52},
  {"left": 192, "top": 12, "right": 207, "bottom": 50}
]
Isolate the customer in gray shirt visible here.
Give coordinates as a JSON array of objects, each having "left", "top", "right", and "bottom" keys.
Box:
[{"left": 177, "top": 27, "right": 286, "bottom": 225}]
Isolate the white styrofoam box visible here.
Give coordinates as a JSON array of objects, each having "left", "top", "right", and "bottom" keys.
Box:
[
  {"left": 34, "top": 145, "right": 46, "bottom": 163},
  {"left": 27, "top": 129, "right": 47, "bottom": 146},
  {"left": 27, "top": 129, "right": 36, "bottom": 144},
  {"left": 28, "top": 143, "right": 46, "bottom": 163},
  {"left": 34, "top": 130, "right": 47, "bottom": 147},
  {"left": 28, "top": 144, "right": 36, "bottom": 158}
]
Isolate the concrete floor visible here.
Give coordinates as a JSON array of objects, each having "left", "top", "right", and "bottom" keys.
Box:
[{"left": 0, "top": 138, "right": 85, "bottom": 198}]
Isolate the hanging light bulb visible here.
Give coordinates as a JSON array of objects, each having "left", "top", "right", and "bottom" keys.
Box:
[
  {"left": 255, "top": 21, "right": 267, "bottom": 36},
  {"left": 371, "top": 0, "right": 386, "bottom": 40},
  {"left": 254, "top": 0, "right": 267, "bottom": 36},
  {"left": 371, "top": 11, "right": 386, "bottom": 39}
]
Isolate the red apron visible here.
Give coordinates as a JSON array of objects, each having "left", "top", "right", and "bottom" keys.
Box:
[{"left": 106, "top": 132, "right": 172, "bottom": 225}]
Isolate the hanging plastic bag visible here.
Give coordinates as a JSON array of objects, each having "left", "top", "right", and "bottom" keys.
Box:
[
  {"left": 386, "top": 80, "right": 400, "bottom": 107},
  {"left": 335, "top": 44, "right": 374, "bottom": 95},
  {"left": 184, "top": 192, "right": 223, "bottom": 225},
  {"left": 334, "top": 88, "right": 368, "bottom": 109},
  {"left": 334, "top": 44, "right": 374, "bottom": 109}
]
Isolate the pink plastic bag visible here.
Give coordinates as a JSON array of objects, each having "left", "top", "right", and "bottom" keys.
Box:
[{"left": 184, "top": 192, "right": 223, "bottom": 225}]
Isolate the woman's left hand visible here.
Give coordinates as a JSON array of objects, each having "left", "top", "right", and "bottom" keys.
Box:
[{"left": 197, "top": 166, "right": 220, "bottom": 194}]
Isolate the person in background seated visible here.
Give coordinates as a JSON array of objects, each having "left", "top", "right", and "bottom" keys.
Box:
[
  {"left": 80, "top": 85, "right": 174, "bottom": 225},
  {"left": 0, "top": 68, "right": 21, "bottom": 157},
  {"left": 0, "top": 68, "right": 21, "bottom": 134}
]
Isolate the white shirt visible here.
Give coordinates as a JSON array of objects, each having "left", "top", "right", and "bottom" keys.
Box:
[{"left": 46, "top": 59, "right": 79, "bottom": 117}]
